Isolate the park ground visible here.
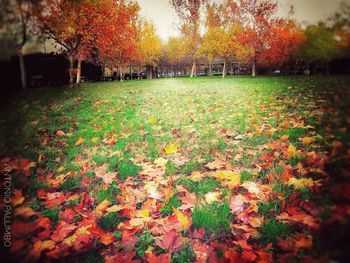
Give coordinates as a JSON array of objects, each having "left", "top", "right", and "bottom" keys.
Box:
[{"left": 1, "top": 76, "right": 350, "bottom": 262}]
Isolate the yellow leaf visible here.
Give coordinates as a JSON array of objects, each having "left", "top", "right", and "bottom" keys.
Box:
[
  {"left": 94, "top": 199, "right": 111, "bottom": 216},
  {"left": 149, "top": 117, "right": 157, "bottom": 124},
  {"left": 145, "top": 246, "right": 154, "bottom": 254},
  {"left": 75, "top": 137, "right": 85, "bottom": 146},
  {"left": 92, "top": 137, "right": 99, "bottom": 143},
  {"left": 288, "top": 177, "right": 315, "bottom": 189},
  {"left": 106, "top": 205, "right": 123, "bottom": 213},
  {"left": 299, "top": 137, "right": 315, "bottom": 145},
  {"left": 165, "top": 143, "right": 178, "bottom": 155},
  {"left": 205, "top": 192, "right": 221, "bottom": 204},
  {"left": 287, "top": 144, "right": 299, "bottom": 158},
  {"left": 216, "top": 170, "right": 241, "bottom": 188},
  {"left": 155, "top": 157, "right": 168, "bottom": 167},
  {"left": 173, "top": 207, "right": 191, "bottom": 230},
  {"left": 137, "top": 209, "right": 149, "bottom": 218},
  {"left": 57, "top": 166, "right": 65, "bottom": 172}
]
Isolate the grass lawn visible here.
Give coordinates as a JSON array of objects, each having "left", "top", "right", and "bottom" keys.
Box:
[{"left": 1, "top": 76, "right": 350, "bottom": 262}]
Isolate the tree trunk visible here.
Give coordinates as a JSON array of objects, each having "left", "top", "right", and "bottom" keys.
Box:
[
  {"left": 18, "top": 47, "right": 26, "bottom": 90},
  {"left": 68, "top": 54, "right": 74, "bottom": 87},
  {"left": 252, "top": 59, "right": 256, "bottom": 77},
  {"left": 150, "top": 66, "right": 153, "bottom": 79},
  {"left": 222, "top": 60, "right": 227, "bottom": 78},
  {"left": 190, "top": 61, "right": 195, "bottom": 78},
  {"left": 76, "top": 59, "right": 82, "bottom": 84},
  {"left": 119, "top": 67, "right": 123, "bottom": 82},
  {"left": 208, "top": 62, "right": 213, "bottom": 76}
]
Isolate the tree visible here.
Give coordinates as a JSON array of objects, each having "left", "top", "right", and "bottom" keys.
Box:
[
  {"left": 237, "top": 0, "right": 278, "bottom": 76},
  {"left": 137, "top": 19, "right": 162, "bottom": 79},
  {"left": 0, "top": 0, "right": 36, "bottom": 90},
  {"left": 262, "top": 19, "right": 306, "bottom": 73},
  {"left": 161, "top": 36, "right": 190, "bottom": 77},
  {"left": 170, "top": 0, "right": 208, "bottom": 77},
  {"left": 198, "top": 0, "right": 251, "bottom": 78},
  {"left": 32, "top": 0, "right": 102, "bottom": 87},
  {"left": 96, "top": 0, "right": 140, "bottom": 82},
  {"left": 297, "top": 23, "right": 340, "bottom": 75}
]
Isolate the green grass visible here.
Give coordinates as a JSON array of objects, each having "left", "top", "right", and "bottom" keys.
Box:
[
  {"left": 135, "top": 232, "right": 154, "bottom": 258},
  {"left": 94, "top": 182, "right": 120, "bottom": 204},
  {"left": 192, "top": 202, "right": 231, "bottom": 234},
  {"left": 43, "top": 208, "right": 60, "bottom": 227},
  {"left": 258, "top": 219, "right": 293, "bottom": 244},
  {"left": 179, "top": 178, "right": 221, "bottom": 195},
  {"left": 117, "top": 161, "right": 141, "bottom": 180},
  {"left": 1, "top": 76, "right": 349, "bottom": 262},
  {"left": 98, "top": 212, "right": 123, "bottom": 232},
  {"left": 171, "top": 244, "right": 196, "bottom": 263},
  {"left": 160, "top": 194, "right": 182, "bottom": 216}
]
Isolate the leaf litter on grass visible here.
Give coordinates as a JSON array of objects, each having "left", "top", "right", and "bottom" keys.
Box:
[{"left": 1, "top": 77, "right": 349, "bottom": 262}]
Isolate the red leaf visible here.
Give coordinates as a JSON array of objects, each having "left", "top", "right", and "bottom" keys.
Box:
[
  {"left": 146, "top": 253, "right": 171, "bottom": 263},
  {"left": 155, "top": 230, "right": 183, "bottom": 252}
]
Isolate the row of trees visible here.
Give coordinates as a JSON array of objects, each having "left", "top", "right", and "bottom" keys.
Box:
[
  {"left": 1, "top": 0, "right": 350, "bottom": 90},
  {"left": 167, "top": 0, "right": 350, "bottom": 78}
]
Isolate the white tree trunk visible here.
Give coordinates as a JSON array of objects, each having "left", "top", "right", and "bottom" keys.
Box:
[
  {"left": 222, "top": 60, "right": 227, "bottom": 78},
  {"left": 76, "top": 59, "right": 82, "bottom": 84},
  {"left": 190, "top": 61, "right": 195, "bottom": 78},
  {"left": 68, "top": 54, "right": 74, "bottom": 87}
]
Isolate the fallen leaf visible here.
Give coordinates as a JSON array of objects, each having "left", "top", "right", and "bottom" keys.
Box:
[
  {"left": 147, "top": 253, "right": 171, "bottom": 263},
  {"left": 205, "top": 192, "right": 221, "bottom": 204},
  {"left": 173, "top": 207, "right": 192, "bottom": 230},
  {"left": 155, "top": 230, "right": 183, "bottom": 252},
  {"left": 75, "top": 137, "right": 85, "bottom": 146},
  {"left": 56, "top": 130, "right": 66, "bottom": 137},
  {"left": 155, "top": 157, "right": 168, "bottom": 167},
  {"left": 299, "top": 137, "right": 315, "bottom": 145},
  {"left": 165, "top": 143, "right": 178, "bottom": 155}
]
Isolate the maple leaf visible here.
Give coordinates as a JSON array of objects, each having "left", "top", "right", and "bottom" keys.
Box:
[
  {"left": 192, "top": 241, "right": 210, "bottom": 263},
  {"left": 155, "top": 230, "right": 183, "bottom": 252},
  {"left": 288, "top": 177, "right": 316, "bottom": 189},
  {"left": 276, "top": 211, "right": 319, "bottom": 229},
  {"left": 56, "top": 130, "right": 66, "bottom": 137},
  {"left": 230, "top": 195, "right": 245, "bottom": 215},
  {"left": 52, "top": 221, "right": 77, "bottom": 242},
  {"left": 94, "top": 199, "right": 111, "bottom": 217},
  {"left": 172, "top": 207, "right": 192, "bottom": 230},
  {"left": 299, "top": 137, "right": 315, "bottom": 145},
  {"left": 12, "top": 189, "right": 25, "bottom": 206},
  {"left": 286, "top": 144, "right": 300, "bottom": 158},
  {"left": 241, "top": 251, "right": 257, "bottom": 262},
  {"left": 146, "top": 253, "right": 171, "bottom": 263},
  {"left": 14, "top": 206, "right": 36, "bottom": 218},
  {"left": 24, "top": 240, "right": 56, "bottom": 262},
  {"left": 205, "top": 159, "right": 226, "bottom": 170},
  {"left": 100, "top": 232, "right": 115, "bottom": 245},
  {"left": 105, "top": 252, "right": 139, "bottom": 263},
  {"left": 216, "top": 170, "right": 241, "bottom": 188},
  {"left": 205, "top": 191, "right": 221, "bottom": 204},
  {"left": 95, "top": 164, "right": 118, "bottom": 184},
  {"left": 155, "top": 157, "right": 168, "bottom": 167},
  {"left": 46, "top": 192, "right": 66, "bottom": 209},
  {"left": 15, "top": 158, "right": 36, "bottom": 176},
  {"left": 75, "top": 137, "right": 85, "bottom": 146},
  {"left": 165, "top": 143, "right": 178, "bottom": 155}
]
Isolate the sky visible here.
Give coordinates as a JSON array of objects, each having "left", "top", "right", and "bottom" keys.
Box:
[{"left": 138, "top": 0, "right": 348, "bottom": 41}]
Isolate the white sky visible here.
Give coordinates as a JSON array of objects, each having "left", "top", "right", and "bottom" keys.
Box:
[{"left": 138, "top": 0, "right": 348, "bottom": 41}]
